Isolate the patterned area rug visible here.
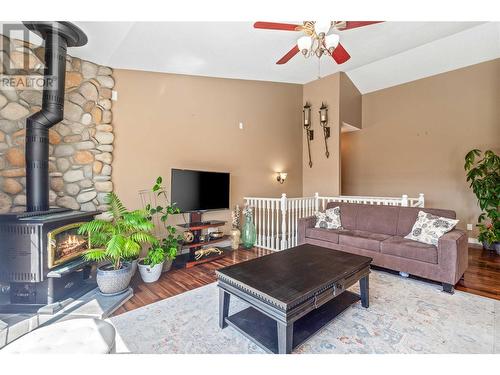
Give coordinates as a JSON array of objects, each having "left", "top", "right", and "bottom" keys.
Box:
[{"left": 109, "top": 270, "right": 499, "bottom": 354}]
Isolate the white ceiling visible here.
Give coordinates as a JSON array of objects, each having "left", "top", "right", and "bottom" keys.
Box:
[{"left": 3, "top": 21, "right": 500, "bottom": 93}]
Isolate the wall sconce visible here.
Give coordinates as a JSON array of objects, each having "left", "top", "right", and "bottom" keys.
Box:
[
  {"left": 303, "top": 102, "right": 313, "bottom": 168},
  {"left": 276, "top": 172, "right": 288, "bottom": 184},
  {"left": 319, "top": 102, "right": 330, "bottom": 158}
]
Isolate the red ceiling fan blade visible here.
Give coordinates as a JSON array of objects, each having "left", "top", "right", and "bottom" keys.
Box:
[
  {"left": 254, "top": 22, "right": 302, "bottom": 31},
  {"left": 331, "top": 43, "right": 351, "bottom": 64},
  {"left": 276, "top": 45, "right": 300, "bottom": 65},
  {"left": 340, "top": 21, "right": 383, "bottom": 30}
]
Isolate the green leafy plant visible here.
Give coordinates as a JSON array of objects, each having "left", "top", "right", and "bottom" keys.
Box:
[
  {"left": 78, "top": 192, "right": 157, "bottom": 270},
  {"left": 141, "top": 246, "right": 165, "bottom": 267},
  {"left": 146, "top": 176, "right": 182, "bottom": 262},
  {"left": 464, "top": 149, "right": 500, "bottom": 245}
]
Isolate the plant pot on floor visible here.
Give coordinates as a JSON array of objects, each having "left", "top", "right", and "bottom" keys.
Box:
[
  {"left": 96, "top": 262, "right": 133, "bottom": 295},
  {"left": 138, "top": 259, "right": 164, "bottom": 283},
  {"left": 162, "top": 259, "right": 173, "bottom": 273},
  {"left": 483, "top": 241, "right": 500, "bottom": 255}
]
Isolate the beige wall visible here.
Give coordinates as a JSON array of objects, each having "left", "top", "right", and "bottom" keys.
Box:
[
  {"left": 342, "top": 59, "right": 500, "bottom": 232},
  {"left": 339, "top": 72, "right": 362, "bottom": 129},
  {"left": 112, "top": 69, "right": 303, "bottom": 228},
  {"left": 302, "top": 73, "right": 341, "bottom": 196}
]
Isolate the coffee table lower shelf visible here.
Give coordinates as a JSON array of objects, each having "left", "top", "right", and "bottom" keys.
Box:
[{"left": 225, "top": 291, "right": 360, "bottom": 354}]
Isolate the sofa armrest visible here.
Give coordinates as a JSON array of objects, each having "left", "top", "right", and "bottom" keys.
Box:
[
  {"left": 437, "top": 229, "right": 468, "bottom": 284},
  {"left": 297, "top": 216, "right": 316, "bottom": 245}
]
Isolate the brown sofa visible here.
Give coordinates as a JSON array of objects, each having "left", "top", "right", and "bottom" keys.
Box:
[{"left": 297, "top": 202, "right": 468, "bottom": 293}]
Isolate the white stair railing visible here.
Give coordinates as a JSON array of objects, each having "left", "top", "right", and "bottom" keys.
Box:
[{"left": 244, "top": 193, "right": 424, "bottom": 251}]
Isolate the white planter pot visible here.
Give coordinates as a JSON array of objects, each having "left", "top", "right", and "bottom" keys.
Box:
[{"left": 138, "top": 260, "right": 164, "bottom": 283}]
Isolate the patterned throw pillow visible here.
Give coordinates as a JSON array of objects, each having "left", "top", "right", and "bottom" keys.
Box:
[
  {"left": 405, "top": 211, "right": 459, "bottom": 246},
  {"left": 315, "top": 207, "right": 342, "bottom": 230}
]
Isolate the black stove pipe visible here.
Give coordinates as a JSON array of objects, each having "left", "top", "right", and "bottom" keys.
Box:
[{"left": 23, "top": 22, "right": 87, "bottom": 212}]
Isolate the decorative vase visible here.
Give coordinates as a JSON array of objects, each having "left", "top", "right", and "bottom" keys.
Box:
[
  {"left": 241, "top": 208, "right": 256, "bottom": 249},
  {"left": 230, "top": 227, "right": 241, "bottom": 250},
  {"left": 96, "top": 262, "right": 133, "bottom": 295}
]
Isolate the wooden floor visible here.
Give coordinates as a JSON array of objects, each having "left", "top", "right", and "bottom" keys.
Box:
[
  {"left": 455, "top": 245, "right": 500, "bottom": 300},
  {"left": 112, "top": 245, "right": 499, "bottom": 317}
]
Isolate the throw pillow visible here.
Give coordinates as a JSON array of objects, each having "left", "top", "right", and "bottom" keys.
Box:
[
  {"left": 315, "top": 206, "right": 342, "bottom": 230},
  {"left": 405, "top": 211, "right": 459, "bottom": 246}
]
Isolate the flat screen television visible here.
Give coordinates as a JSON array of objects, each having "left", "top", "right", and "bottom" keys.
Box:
[{"left": 171, "top": 169, "right": 230, "bottom": 212}]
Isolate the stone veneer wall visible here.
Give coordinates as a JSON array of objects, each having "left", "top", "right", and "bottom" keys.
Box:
[{"left": 0, "top": 36, "right": 115, "bottom": 213}]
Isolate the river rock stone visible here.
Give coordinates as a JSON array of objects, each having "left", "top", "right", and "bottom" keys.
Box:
[
  {"left": 56, "top": 158, "right": 71, "bottom": 173},
  {"left": 75, "top": 141, "right": 95, "bottom": 150},
  {"left": 99, "top": 87, "right": 112, "bottom": 99},
  {"left": 0, "top": 192, "right": 13, "bottom": 213},
  {"left": 50, "top": 176, "right": 64, "bottom": 192},
  {"left": 77, "top": 190, "right": 97, "bottom": 203},
  {"left": 95, "top": 152, "right": 112, "bottom": 164},
  {"left": 56, "top": 196, "right": 80, "bottom": 210},
  {"left": 79, "top": 179, "right": 93, "bottom": 188},
  {"left": 19, "top": 90, "right": 42, "bottom": 106},
  {"left": 65, "top": 71, "right": 83, "bottom": 89},
  {"left": 96, "top": 75, "right": 114, "bottom": 88},
  {"left": 54, "top": 144, "right": 74, "bottom": 157},
  {"left": 64, "top": 100, "right": 83, "bottom": 122},
  {"left": 80, "top": 113, "right": 92, "bottom": 125},
  {"left": 98, "top": 99, "right": 111, "bottom": 110},
  {"left": 101, "top": 164, "right": 112, "bottom": 176},
  {"left": 80, "top": 202, "right": 96, "bottom": 212},
  {"left": 97, "top": 66, "right": 112, "bottom": 76},
  {"left": 91, "top": 107, "right": 102, "bottom": 124},
  {"left": 96, "top": 124, "right": 112, "bottom": 132},
  {"left": 49, "top": 190, "right": 57, "bottom": 205},
  {"left": 3, "top": 178, "right": 23, "bottom": 194},
  {"left": 65, "top": 183, "right": 80, "bottom": 196},
  {"left": 79, "top": 81, "right": 98, "bottom": 101},
  {"left": 53, "top": 122, "right": 70, "bottom": 137},
  {"left": 74, "top": 150, "right": 94, "bottom": 164},
  {"left": 102, "top": 110, "right": 112, "bottom": 124},
  {"left": 81, "top": 61, "right": 98, "bottom": 79},
  {"left": 14, "top": 194, "right": 26, "bottom": 206},
  {"left": 68, "top": 92, "right": 86, "bottom": 107},
  {"left": 0, "top": 102, "right": 29, "bottom": 121},
  {"left": 97, "top": 145, "right": 113, "bottom": 152},
  {"left": 94, "top": 131, "right": 114, "bottom": 145},
  {"left": 0, "top": 94, "right": 7, "bottom": 109},
  {"left": 97, "top": 193, "right": 108, "bottom": 204},
  {"left": 93, "top": 161, "right": 103, "bottom": 174},
  {"left": 95, "top": 181, "right": 113, "bottom": 193},
  {"left": 1, "top": 168, "right": 25, "bottom": 177},
  {"left": 49, "top": 129, "right": 61, "bottom": 144},
  {"left": 63, "top": 169, "right": 84, "bottom": 183},
  {"left": 6, "top": 148, "right": 25, "bottom": 167}
]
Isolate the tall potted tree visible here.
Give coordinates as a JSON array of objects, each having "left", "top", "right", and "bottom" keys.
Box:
[
  {"left": 464, "top": 149, "right": 500, "bottom": 254},
  {"left": 78, "top": 192, "right": 157, "bottom": 294}
]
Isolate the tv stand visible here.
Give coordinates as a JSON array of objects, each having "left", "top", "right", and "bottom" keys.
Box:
[{"left": 177, "top": 212, "right": 228, "bottom": 268}]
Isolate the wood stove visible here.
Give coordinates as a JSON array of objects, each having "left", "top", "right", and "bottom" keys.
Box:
[{"left": 0, "top": 22, "right": 96, "bottom": 313}]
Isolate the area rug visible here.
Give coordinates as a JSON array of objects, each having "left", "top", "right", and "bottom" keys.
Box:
[{"left": 109, "top": 270, "right": 499, "bottom": 354}]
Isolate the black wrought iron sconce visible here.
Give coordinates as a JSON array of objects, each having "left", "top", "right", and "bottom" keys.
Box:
[
  {"left": 319, "top": 102, "right": 330, "bottom": 158},
  {"left": 303, "top": 102, "right": 313, "bottom": 168},
  {"left": 276, "top": 172, "right": 287, "bottom": 184}
]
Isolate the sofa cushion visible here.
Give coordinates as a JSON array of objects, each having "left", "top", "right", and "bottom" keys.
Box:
[
  {"left": 338, "top": 230, "right": 391, "bottom": 252},
  {"left": 305, "top": 228, "right": 339, "bottom": 243},
  {"left": 381, "top": 236, "right": 438, "bottom": 264},
  {"left": 404, "top": 211, "right": 459, "bottom": 245},
  {"left": 314, "top": 207, "right": 342, "bottom": 229},
  {"left": 326, "top": 202, "right": 358, "bottom": 230},
  {"left": 396, "top": 206, "right": 457, "bottom": 237},
  {"left": 356, "top": 204, "right": 399, "bottom": 236}
]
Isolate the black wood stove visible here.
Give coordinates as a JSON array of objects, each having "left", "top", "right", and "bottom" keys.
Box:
[{"left": 0, "top": 22, "right": 97, "bottom": 313}]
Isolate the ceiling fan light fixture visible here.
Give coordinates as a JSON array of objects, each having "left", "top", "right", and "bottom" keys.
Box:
[
  {"left": 314, "top": 21, "right": 332, "bottom": 36},
  {"left": 325, "top": 33, "right": 340, "bottom": 49},
  {"left": 297, "top": 35, "right": 311, "bottom": 55}
]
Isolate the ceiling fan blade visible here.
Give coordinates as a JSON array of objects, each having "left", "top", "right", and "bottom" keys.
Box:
[
  {"left": 339, "top": 21, "right": 383, "bottom": 30},
  {"left": 276, "top": 45, "right": 300, "bottom": 65},
  {"left": 331, "top": 43, "right": 351, "bottom": 64},
  {"left": 254, "top": 22, "right": 302, "bottom": 31}
]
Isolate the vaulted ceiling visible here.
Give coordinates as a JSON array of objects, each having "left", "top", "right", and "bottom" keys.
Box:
[{"left": 4, "top": 21, "right": 500, "bottom": 93}]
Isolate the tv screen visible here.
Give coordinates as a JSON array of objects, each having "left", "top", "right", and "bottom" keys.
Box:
[{"left": 171, "top": 169, "right": 230, "bottom": 212}]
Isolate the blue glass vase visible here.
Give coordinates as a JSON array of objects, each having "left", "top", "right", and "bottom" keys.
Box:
[{"left": 241, "top": 212, "right": 256, "bottom": 249}]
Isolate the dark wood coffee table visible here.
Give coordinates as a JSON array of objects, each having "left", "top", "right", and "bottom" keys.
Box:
[{"left": 216, "top": 244, "right": 372, "bottom": 354}]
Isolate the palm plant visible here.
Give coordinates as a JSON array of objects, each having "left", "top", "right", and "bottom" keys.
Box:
[
  {"left": 464, "top": 149, "right": 500, "bottom": 246},
  {"left": 78, "top": 192, "right": 157, "bottom": 270}
]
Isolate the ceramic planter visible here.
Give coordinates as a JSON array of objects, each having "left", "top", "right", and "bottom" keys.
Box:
[
  {"left": 96, "top": 262, "right": 132, "bottom": 295},
  {"left": 483, "top": 241, "right": 500, "bottom": 255},
  {"left": 138, "top": 259, "right": 164, "bottom": 283}
]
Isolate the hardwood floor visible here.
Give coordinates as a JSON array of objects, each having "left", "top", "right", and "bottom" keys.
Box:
[
  {"left": 455, "top": 245, "right": 500, "bottom": 300},
  {"left": 112, "top": 247, "right": 273, "bottom": 316},
  {"left": 112, "top": 245, "right": 499, "bottom": 317}
]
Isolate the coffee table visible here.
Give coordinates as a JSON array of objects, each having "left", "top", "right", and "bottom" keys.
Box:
[{"left": 216, "top": 244, "right": 372, "bottom": 354}]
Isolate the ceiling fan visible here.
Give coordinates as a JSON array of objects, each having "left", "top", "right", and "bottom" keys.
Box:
[{"left": 254, "top": 21, "right": 383, "bottom": 65}]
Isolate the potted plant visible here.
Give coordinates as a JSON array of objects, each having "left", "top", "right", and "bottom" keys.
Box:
[
  {"left": 138, "top": 246, "right": 165, "bottom": 283},
  {"left": 78, "top": 192, "right": 156, "bottom": 294},
  {"left": 146, "top": 177, "right": 182, "bottom": 272},
  {"left": 464, "top": 149, "right": 500, "bottom": 254}
]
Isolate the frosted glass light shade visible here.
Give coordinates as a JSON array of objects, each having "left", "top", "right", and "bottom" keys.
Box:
[
  {"left": 314, "top": 21, "right": 331, "bottom": 35},
  {"left": 325, "top": 33, "right": 340, "bottom": 48},
  {"left": 297, "top": 36, "right": 311, "bottom": 51}
]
